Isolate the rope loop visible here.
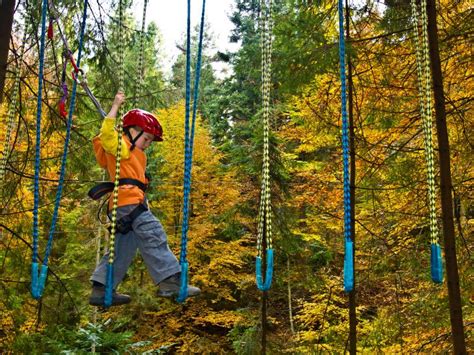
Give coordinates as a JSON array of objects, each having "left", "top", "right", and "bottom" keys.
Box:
[
  {"left": 255, "top": 0, "right": 274, "bottom": 292},
  {"left": 178, "top": 0, "right": 207, "bottom": 303},
  {"left": 410, "top": 0, "right": 443, "bottom": 283},
  {"left": 31, "top": 0, "right": 89, "bottom": 299}
]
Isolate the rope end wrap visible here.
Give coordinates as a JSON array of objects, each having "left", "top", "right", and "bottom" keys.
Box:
[
  {"left": 431, "top": 243, "right": 443, "bottom": 284},
  {"left": 256, "top": 248, "right": 274, "bottom": 291},
  {"left": 31, "top": 262, "right": 39, "bottom": 299},
  {"left": 344, "top": 240, "right": 354, "bottom": 292},
  {"left": 31, "top": 263, "right": 49, "bottom": 299},
  {"left": 104, "top": 263, "right": 114, "bottom": 307},
  {"left": 177, "top": 262, "right": 189, "bottom": 303}
]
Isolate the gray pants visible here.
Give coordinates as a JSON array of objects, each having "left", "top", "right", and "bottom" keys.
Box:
[{"left": 91, "top": 204, "right": 181, "bottom": 288}]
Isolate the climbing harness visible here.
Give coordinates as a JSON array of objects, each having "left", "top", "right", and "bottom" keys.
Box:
[
  {"left": 410, "top": 0, "right": 443, "bottom": 283},
  {"left": 88, "top": 178, "right": 148, "bottom": 200},
  {"left": 31, "top": 0, "right": 89, "bottom": 299},
  {"left": 338, "top": 0, "right": 353, "bottom": 293},
  {"left": 256, "top": 0, "right": 274, "bottom": 292},
  {"left": 0, "top": 23, "right": 28, "bottom": 184},
  {"left": 177, "top": 0, "right": 206, "bottom": 303}
]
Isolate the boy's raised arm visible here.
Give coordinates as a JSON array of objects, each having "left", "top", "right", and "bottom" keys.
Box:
[{"left": 99, "top": 91, "right": 129, "bottom": 158}]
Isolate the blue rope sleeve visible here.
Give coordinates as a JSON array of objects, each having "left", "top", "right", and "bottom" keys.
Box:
[
  {"left": 177, "top": 262, "right": 189, "bottom": 302},
  {"left": 431, "top": 243, "right": 443, "bottom": 283},
  {"left": 104, "top": 263, "right": 114, "bottom": 307},
  {"left": 256, "top": 248, "right": 274, "bottom": 291},
  {"left": 338, "top": 0, "right": 354, "bottom": 293},
  {"left": 344, "top": 240, "right": 354, "bottom": 292}
]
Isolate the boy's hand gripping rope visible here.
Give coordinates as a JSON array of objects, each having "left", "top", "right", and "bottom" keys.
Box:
[
  {"left": 410, "top": 0, "right": 443, "bottom": 283},
  {"left": 177, "top": 0, "right": 206, "bottom": 303},
  {"left": 256, "top": 0, "right": 274, "bottom": 292},
  {"left": 32, "top": 0, "right": 89, "bottom": 299},
  {"left": 338, "top": 0, "right": 354, "bottom": 293}
]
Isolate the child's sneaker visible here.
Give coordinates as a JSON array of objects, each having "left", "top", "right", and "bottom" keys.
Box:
[
  {"left": 89, "top": 285, "right": 131, "bottom": 306},
  {"left": 157, "top": 273, "right": 201, "bottom": 298}
]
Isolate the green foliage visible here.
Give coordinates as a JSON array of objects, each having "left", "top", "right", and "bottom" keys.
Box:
[
  {"left": 229, "top": 325, "right": 259, "bottom": 355},
  {"left": 11, "top": 322, "right": 146, "bottom": 354}
]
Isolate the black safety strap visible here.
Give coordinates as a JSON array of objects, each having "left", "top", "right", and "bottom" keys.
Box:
[
  {"left": 88, "top": 178, "right": 148, "bottom": 200},
  {"left": 125, "top": 128, "right": 144, "bottom": 151},
  {"left": 109, "top": 203, "right": 149, "bottom": 235}
]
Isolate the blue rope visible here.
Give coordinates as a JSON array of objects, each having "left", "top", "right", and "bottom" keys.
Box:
[
  {"left": 338, "top": 0, "right": 353, "bottom": 293},
  {"left": 31, "top": 0, "right": 89, "bottom": 299},
  {"left": 178, "top": 0, "right": 206, "bottom": 303},
  {"left": 31, "top": 0, "right": 49, "bottom": 300}
]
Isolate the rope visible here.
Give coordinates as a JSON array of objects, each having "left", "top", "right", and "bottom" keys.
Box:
[
  {"left": 0, "top": 26, "right": 28, "bottom": 184},
  {"left": 104, "top": 0, "right": 126, "bottom": 307},
  {"left": 255, "top": 0, "right": 274, "bottom": 292},
  {"left": 133, "top": 0, "right": 148, "bottom": 107},
  {"left": 338, "top": 0, "right": 353, "bottom": 293},
  {"left": 31, "top": 0, "right": 89, "bottom": 299},
  {"left": 410, "top": 0, "right": 443, "bottom": 283},
  {"left": 177, "top": 0, "right": 206, "bottom": 303}
]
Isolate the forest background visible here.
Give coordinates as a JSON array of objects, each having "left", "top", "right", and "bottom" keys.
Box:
[{"left": 0, "top": 0, "right": 472, "bottom": 353}]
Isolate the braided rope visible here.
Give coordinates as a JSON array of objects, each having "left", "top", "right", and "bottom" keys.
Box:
[
  {"left": 0, "top": 28, "right": 28, "bottom": 183},
  {"left": 105, "top": 0, "right": 126, "bottom": 307},
  {"left": 134, "top": 0, "right": 148, "bottom": 107},
  {"left": 410, "top": 0, "right": 443, "bottom": 283},
  {"left": 338, "top": 0, "right": 353, "bottom": 293},
  {"left": 31, "top": 0, "right": 89, "bottom": 299},
  {"left": 256, "top": 0, "right": 273, "bottom": 292},
  {"left": 177, "top": 0, "right": 206, "bottom": 303}
]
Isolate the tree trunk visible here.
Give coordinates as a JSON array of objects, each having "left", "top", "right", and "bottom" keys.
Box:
[
  {"left": 0, "top": 0, "right": 16, "bottom": 103},
  {"left": 425, "top": 0, "right": 466, "bottom": 352}
]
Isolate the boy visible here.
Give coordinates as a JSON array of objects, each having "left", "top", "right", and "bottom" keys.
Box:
[{"left": 89, "top": 91, "right": 200, "bottom": 306}]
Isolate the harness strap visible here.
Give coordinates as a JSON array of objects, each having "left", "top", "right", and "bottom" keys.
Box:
[
  {"left": 108, "top": 203, "right": 148, "bottom": 235},
  {"left": 88, "top": 178, "right": 148, "bottom": 200}
]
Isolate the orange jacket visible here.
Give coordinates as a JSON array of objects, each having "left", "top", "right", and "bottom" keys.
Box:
[{"left": 92, "top": 117, "right": 148, "bottom": 208}]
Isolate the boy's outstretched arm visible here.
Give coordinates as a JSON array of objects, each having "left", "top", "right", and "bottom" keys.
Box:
[{"left": 99, "top": 91, "right": 129, "bottom": 159}]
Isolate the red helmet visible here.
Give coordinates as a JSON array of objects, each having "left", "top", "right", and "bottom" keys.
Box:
[{"left": 123, "top": 109, "right": 163, "bottom": 141}]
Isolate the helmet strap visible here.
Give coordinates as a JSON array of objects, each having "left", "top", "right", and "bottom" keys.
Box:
[{"left": 125, "top": 128, "right": 144, "bottom": 151}]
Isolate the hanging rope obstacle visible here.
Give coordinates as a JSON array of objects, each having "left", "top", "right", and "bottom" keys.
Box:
[
  {"left": 255, "top": 0, "right": 274, "bottom": 292},
  {"left": 337, "top": 0, "right": 354, "bottom": 293},
  {"left": 177, "top": 0, "right": 206, "bottom": 303},
  {"left": 103, "top": 0, "right": 127, "bottom": 308},
  {"left": 410, "top": 0, "right": 443, "bottom": 284},
  {"left": 31, "top": 0, "right": 89, "bottom": 299}
]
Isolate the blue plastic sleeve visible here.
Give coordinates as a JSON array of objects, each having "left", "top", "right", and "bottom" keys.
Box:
[
  {"left": 37, "top": 264, "right": 49, "bottom": 296},
  {"left": 256, "top": 249, "right": 274, "bottom": 291},
  {"left": 104, "top": 263, "right": 114, "bottom": 307},
  {"left": 31, "top": 262, "right": 39, "bottom": 299},
  {"left": 431, "top": 243, "right": 443, "bottom": 284},
  {"left": 344, "top": 240, "right": 354, "bottom": 292},
  {"left": 177, "top": 262, "right": 189, "bottom": 303}
]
